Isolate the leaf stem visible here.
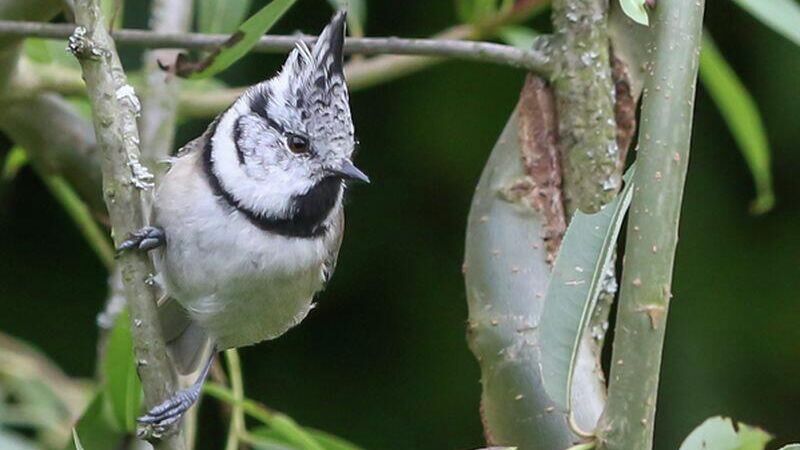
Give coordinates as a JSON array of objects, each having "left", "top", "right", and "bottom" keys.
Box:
[{"left": 595, "top": 0, "right": 706, "bottom": 448}]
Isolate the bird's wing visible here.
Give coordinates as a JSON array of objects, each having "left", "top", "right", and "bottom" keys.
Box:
[
  {"left": 158, "top": 295, "right": 213, "bottom": 377},
  {"left": 322, "top": 209, "right": 345, "bottom": 286}
]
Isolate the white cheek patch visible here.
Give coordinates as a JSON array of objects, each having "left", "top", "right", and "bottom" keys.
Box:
[{"left": 211, "top": 99, "right": 315, "bottom": 218}]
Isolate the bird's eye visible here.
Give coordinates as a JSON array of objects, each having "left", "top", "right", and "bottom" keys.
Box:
[{"left": 287, "top": 135, "right": 310, "bottom": 154}]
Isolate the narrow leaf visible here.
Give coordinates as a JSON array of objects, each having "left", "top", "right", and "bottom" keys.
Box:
[
  {"left": 71, "top": 430, "right": 85, "bottom": 450},
  {"left": 41, "top": 175, "right": 114, "bottom": 269},
  {"left": 732, "top": 0, "right": 800, "bottom": 47},
  {"left": 326, "top": 0, "right": 366, "bottom": 37},
  {"left": 181, "top": 0, "right": 297, "bottom": 79},
  {"left": 2, "top": 146, "right": 28, "bottom": 181},
  {"left": 497, "top": 26, "right": 539, "bottom": 50},
  {"left": 679, "top": 416, "right": 772, "bottom": 450},
  {"left": 619, "top": 0, "right": 649, "bottom": 26},
  {"left": 102, "top": 308, "right": 142, "bottom": 432},
  {"left": 63, "top": 391, "right": 124, "bottom": 450},
  {"left": 306, "top": 428, "right": 364, "bottom": 450},
  {"left": 700, "top": 33, "right": 775, "bottom": 213},
  {"left": 198, "top": 0, "right": 253, "bottom": 34},
  {"left": 540, "top": 167, "right": 635, "bottom": 410}
]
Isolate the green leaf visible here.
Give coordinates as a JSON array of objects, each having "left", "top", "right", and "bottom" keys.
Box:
[
  {"left": 63, "top": 391, "right": 124, "bottom": 450},
  {"left": 780, "top": 446, "right": 800, "bottom": 450},
  {"left": 102, "top": 308, "right": 142, "bottom": 432},
  {"left": 40, "top": 175, "right": 115, "bottom": 269},
  {"left": 732, "top": 0, "right": 800, "bottom": 47},
  {"left": 2, "top": 147, "right": 28, "bottom": 182},
  {"left": 456, "top": 0, "right": 503, "bottom": 23},
  {"left": 699, "top": 33, "right": 775, "bottom": 214},
  {"left": 305, "top": 428, "right": 364, "bottom": 450},
  {"left": 540, "top": 166, "right": 635, "bottom": 411},
  {"left": 185, "top": 0, "right": 297, "bottom": 79},
  {"left": 679, "top": 416, "right": 772, "bottom": 450},
  {"left": 197, "top": 0, "right": 253, "bottom": 34},
  {"left": 265, "top": 416, "right": 325, "bottom": 450},
  {"left": 100, "top": 0, "right": 123, "bottom": 29},
  {"left": 619, "top": 0, "right": 649, "bottom": 26},
  {"left": 326, "top": 0, "right": 366, "bottom": 37},
  {"left": 497, "top": 26, "right": 539, "bottom": 50},
  {"left": 24, "top": 38, "right": 82, "bottom": 68}
]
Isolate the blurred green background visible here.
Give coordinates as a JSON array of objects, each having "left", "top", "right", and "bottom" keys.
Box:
[{"left": 1, "top": 0, "right": 799, "bottom": 449}]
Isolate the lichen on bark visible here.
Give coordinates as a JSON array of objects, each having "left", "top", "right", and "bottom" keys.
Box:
[{"left": 550, "top": 0, "right": 620, "bottom": 214}]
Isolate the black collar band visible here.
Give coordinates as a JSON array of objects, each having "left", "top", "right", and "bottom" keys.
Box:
[{"left": 202, "top": 119, "right": 341, "bottom": 239}]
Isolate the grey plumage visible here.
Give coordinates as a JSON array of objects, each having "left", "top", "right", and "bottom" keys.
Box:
[{"left": 124, "top": 12, "right": 366, "bottom": 434}]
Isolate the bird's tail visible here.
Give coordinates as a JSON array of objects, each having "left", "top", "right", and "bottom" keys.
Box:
[{"left": 158, "top": 296, "right": 214, "bottom": 382}]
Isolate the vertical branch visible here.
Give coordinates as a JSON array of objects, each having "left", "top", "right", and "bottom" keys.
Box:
[
  {"left": 596, "top": 0, "right": 705, "bottom": 448},
  {"left": 551, "top": 0, "right": 620, "bottom": 214},
  {"left": 70, "top": 1, "right": 183, "bottom": 449},
  {"left": 139, "top": 0, "right": 192, "bottom": 174}
]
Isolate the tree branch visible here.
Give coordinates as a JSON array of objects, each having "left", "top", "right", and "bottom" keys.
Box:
[
  {"left": 550, "top": 0, "right": 620, "bottom": 214},
  {"left": 0, "top": 20, "right": 554, "bottom": 74},
  {"left": 69, "top": 1, "right": 182, "bottom": 448},
  {"left": 139, "top": 0, "right": 192, "bottom": 173},
  {"left": 596, "top": 1, "right": 706, "bottom": 448}
]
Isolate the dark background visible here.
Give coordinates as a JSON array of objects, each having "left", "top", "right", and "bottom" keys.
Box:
[{"left": 1, "top": 1, "right": 799, "bottom": 449}]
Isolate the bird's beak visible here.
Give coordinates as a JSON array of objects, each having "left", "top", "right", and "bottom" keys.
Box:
[{"left": 327, "top": 159, "right": 370, "bottom": 183}]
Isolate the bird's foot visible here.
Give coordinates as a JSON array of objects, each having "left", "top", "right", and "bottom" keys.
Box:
[
  {"left": 136, "top": 382, "right": 201, "bottom": 439},
  {"left": 117, "top": 226, "right": 165, "bottom": 255}
]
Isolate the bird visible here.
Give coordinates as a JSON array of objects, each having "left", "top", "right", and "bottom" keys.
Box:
[{"left": 117, "top": 11, "right": 367, "bottom": 436}]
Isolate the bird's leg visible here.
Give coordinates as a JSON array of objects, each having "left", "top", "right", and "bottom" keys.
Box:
[
  {"left": 117, "top": 226, "right": 166, "bottom": 254},
  {"left": 137, "top": 350, "right": 215, "bottom": 438}
]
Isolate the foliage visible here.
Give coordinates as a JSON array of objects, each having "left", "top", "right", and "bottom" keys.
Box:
[
  {"left": 619, "top": 0, "right": 649, "bottom": 26},
  {"left": 540, "top": 167, "right": 634, "bottom": 410},
  {"left": 0, "top": 0, "right": 799, "bottom": 450},
  {"left": 699, "top": 33, "right": 775, "bottom": 213},
  {"left": 179, "top": 0, "right": 297, "bottom": 78},
  {"left": 197, "top": 0, "right": 252, "bottom": 34},
  {"left": 732, "top": 0, "right": 800, "bottom": 47},
  {"left": 679, "top": 417, "right": 772, "bottom": 450}
]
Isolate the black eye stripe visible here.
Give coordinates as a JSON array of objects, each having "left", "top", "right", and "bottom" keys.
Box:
[{"left": 232, "top": 117, "right": 246, "bottom": 165}]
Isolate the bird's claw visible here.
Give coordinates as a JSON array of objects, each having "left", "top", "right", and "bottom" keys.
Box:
[
  {"left": 136, "top": 382, "right": 201, "bottom": 439},
  {"left": 117, "top": 226, "right": 165, "bottom": 255}
]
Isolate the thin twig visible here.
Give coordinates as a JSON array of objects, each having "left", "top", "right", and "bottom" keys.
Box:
[
  {"left": 139, "top": 0, "right": 192, "bottom": 173},
  {"left": 70, "top": 0, "right": 182, "bottom": 448},
  {"left": 0, "top": 20, "right": 553, "bottom": 74}
]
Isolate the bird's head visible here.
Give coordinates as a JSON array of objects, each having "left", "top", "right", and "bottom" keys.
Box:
[{"left": 206, "top": 11, "right": 367, "bottom": 235}]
